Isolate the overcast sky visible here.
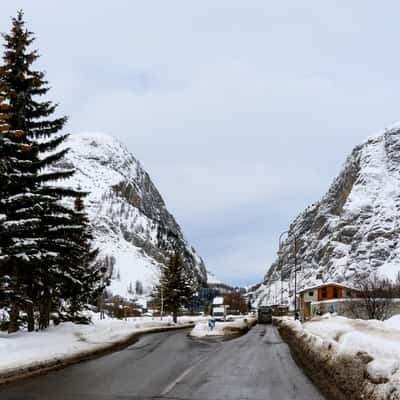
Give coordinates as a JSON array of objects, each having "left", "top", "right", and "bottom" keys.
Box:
[{"left": 1, "top": 1, "right": 400, "bottom": 286}]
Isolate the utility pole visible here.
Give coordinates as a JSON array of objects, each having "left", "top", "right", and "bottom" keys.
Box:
[
  {"left": 294, "top": 236, "right": 298, "bottom": 320},
  {"left": 278, "top": 230, "right": 299, "bottom": 319},
  {"left": 278, "top": 231, "right": 289, "bottom": 305},
  {"left": 160, "top": 286, "right": 164, "bottom": 321}
]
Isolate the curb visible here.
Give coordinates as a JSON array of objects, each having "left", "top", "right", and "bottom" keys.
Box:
[{"left": 0, "top": 323, "right": 194, "bottom": 386}]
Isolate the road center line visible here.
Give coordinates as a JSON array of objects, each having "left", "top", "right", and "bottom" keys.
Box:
[{"left": 161, "top": 356, "right": 208, "bottom": 396}]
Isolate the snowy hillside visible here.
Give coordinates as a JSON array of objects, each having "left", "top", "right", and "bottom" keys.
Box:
[
  {"left": 55, "top": 132, "right": 207, "bottom": 299},
  {"left": 254, "top": 127, "right": 400, "bottom": 307}
]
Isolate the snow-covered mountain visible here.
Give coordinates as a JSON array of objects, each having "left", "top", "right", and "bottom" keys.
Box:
[
  {"left": 206, "top": 271, "right": 236, "bottom": 293},
  {"left": 254, "top": 127, "right": 400, "bottom": 307},
  {"left": 56, "top": 132, "right": 207, "bottom": 299},
  {"left": 207, "top": 271, "right": 223, "bottom": 285}
]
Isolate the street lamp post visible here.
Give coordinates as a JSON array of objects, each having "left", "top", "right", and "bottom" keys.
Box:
[
  {"left": 278, "top": 231, "right": 289, "bottom": 305},
  {"left": 294, "top": 236, "right": 298, "bottom": 320},
  {"left": 278, "top": 230, "right": 299, "bottom": 320}
]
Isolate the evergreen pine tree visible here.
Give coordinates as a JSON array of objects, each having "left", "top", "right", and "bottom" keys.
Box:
[
  {"left": 153, "top": 251, "right": 196, "bottom": 323},
  {"left": 60, "top": 193, "right": 103, "bottom": 321},
  {"left": 128, "top": 281, "right": 134, "bottom": 295},
  {"left": 0, "top": 11, "right": 95, "bottom": 331},
  {"left": 135, "top": 280, "right": 143, "bottom": 295},
  {"left": 0, "top": 86, "right": 23, "bottom": 331},
  {"left": 0, "top": 81, "right": 41, "bottom": 332}
]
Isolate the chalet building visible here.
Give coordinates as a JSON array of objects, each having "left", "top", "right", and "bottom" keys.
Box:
[{"left": 298, "top": 282, "right": 356, "bottom": 321}]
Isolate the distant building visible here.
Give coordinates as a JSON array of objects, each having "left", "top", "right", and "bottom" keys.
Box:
[
  {"left": 212, "top": 296, "right": 229, "bottom": 319},
  {"left": 213, "top": 296, "right": 224, "bottom": 306},
  {"left": 298, "top": 282, "right": 357, "bottom": 321},
  {"left": 188, "top": 287, "right": 220, "bottom": 313}
]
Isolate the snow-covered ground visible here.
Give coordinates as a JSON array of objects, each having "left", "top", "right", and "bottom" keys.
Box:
[
  {"left": 300, "top": 314, "right": 400, "bottom": 383},
  {"left": 0, "top": 314, "right": 204, "bottom": 376},
  {"left": 190, "top": 317, "right": 255, "bottom": 338}
]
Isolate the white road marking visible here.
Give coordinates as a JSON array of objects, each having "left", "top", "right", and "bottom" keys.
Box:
[{"left": 161, "top": 356, "right": 207, "bottom": 396}]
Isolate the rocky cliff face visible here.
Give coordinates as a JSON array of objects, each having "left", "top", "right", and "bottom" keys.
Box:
[
  {"left": 254, "top": 127, "right": 400, "bottom": 307},
  {"left": 56, "top": 132, "right": 207, "bottom": 299}
]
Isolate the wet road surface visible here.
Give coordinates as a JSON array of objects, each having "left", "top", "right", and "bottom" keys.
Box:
[{"left": 0, "top": 324, "right": 324, "bottom": 400}]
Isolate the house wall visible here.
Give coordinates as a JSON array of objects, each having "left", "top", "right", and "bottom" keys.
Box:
[
  {"left": 303, "top": 289, "right": 318, "bottom": 302},
  {"left": 317, "top": 285, "right": 343, "bottom": 301},
  {"left": 311, "top": 300, "right": 348, "bottom": 317},
  {"left": 300, "top": 285, "right": 363, "bottom": 320}
]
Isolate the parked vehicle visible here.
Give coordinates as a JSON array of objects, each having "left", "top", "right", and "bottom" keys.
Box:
[{"left": 257, "top": 306, "right": 272, "bottom": 324}]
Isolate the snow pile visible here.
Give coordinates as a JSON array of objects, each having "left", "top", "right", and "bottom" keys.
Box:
[
  {"left": 54, "top": 132, "right": 207, "bottom": 300},
  {"left": 302, "top": 315, "right": 400, "bottom": 385},
  {"left": 189, "top": 317, "right": 254, "bottom": 338},
  {"left": 367, "top": 359, "right": 400, "bottom": 384},
  {"left": 275, "top": 316, "right": 400, "bottom": 399},
  {"left": 0, "top": 313, "right": 202, "bottom": 376}
]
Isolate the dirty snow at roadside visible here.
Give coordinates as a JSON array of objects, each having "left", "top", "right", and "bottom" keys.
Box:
[
  {"left": 0, "top": 314, "right": 204, "bottom": 376},
  {"left": 190, "top": 317, "right": 254, "bottom": 338},
  {"left": 302, "top": 314, "right": 400, "bottom": 383}
]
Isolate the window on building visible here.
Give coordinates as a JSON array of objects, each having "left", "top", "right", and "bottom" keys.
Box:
[
  {"left": 333, "top": 287, "right": 338, "bottom": 298},
  {"left": 321, "top": 288, "right": 327, "bottom": 299},
  {"left": 308, "top": 291, "right": 314, "bottom": 297}
]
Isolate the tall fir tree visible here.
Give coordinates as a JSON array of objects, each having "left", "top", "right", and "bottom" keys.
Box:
[
  {"left": 0, "top": 11, "right": 102, "bottom": 331},
  {"left": 61, "top": 193, "right": 104, "bottom": 321},
  {"left": 153, "top": 251, "right": 196, "bottom": 323},
  {"left": 0, "top": 81, "right": 40, "bottom": 333}
]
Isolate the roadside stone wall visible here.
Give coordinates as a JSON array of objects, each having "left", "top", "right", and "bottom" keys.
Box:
[
  {"left": 274, "top": 318, "right": 400, "bottom": 400},
  {"left": 310, "top": 300, "right": 400, "bottom": 320},
  {"left": 310, "top": 300, "right": 356, "bottom": 318}
]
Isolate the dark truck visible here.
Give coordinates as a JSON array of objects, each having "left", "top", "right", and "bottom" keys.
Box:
[{"left": 257, "top": 306, "right": 272, "bottom": 324}]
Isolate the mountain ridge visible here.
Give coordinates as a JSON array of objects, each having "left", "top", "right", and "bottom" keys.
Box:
[
  {"left": 253, "top": 126, "right": 400, "bottom": 307},
  {"left": 56, "top": 132, "right": 207, "bottom": 300}
]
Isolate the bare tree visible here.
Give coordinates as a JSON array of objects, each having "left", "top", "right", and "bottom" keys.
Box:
[
  {"left": 94, "top": 255, "right": 115, "bottom": 319},
  {"left": 347, "top": 273, "right": 398, "bottom": 320},
  {"left": 224, "top": 291, "right": 248, "bottom": 314}
]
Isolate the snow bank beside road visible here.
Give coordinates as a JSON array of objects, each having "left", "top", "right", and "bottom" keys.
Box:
[
  {"left": 0, "top": 314, "right": 202, "bottom": 384},
  {"left": 275, "top": 315, "right": 400, "bottom": 400},
  {"left": 303, "top": 315, "right": 400, "bottom": 384},
  {"left": 190, "top": 317, "right": 256, "bottom": 338}
]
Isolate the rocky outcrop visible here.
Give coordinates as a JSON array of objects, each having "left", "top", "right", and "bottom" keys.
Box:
[{"left": 254, "top": 127, "right": 400, "bottom": 306}]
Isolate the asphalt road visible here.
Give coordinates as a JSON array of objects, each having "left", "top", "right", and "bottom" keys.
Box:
[{"left": 0, "top": 324, "right": 324, "bottom": 400}]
